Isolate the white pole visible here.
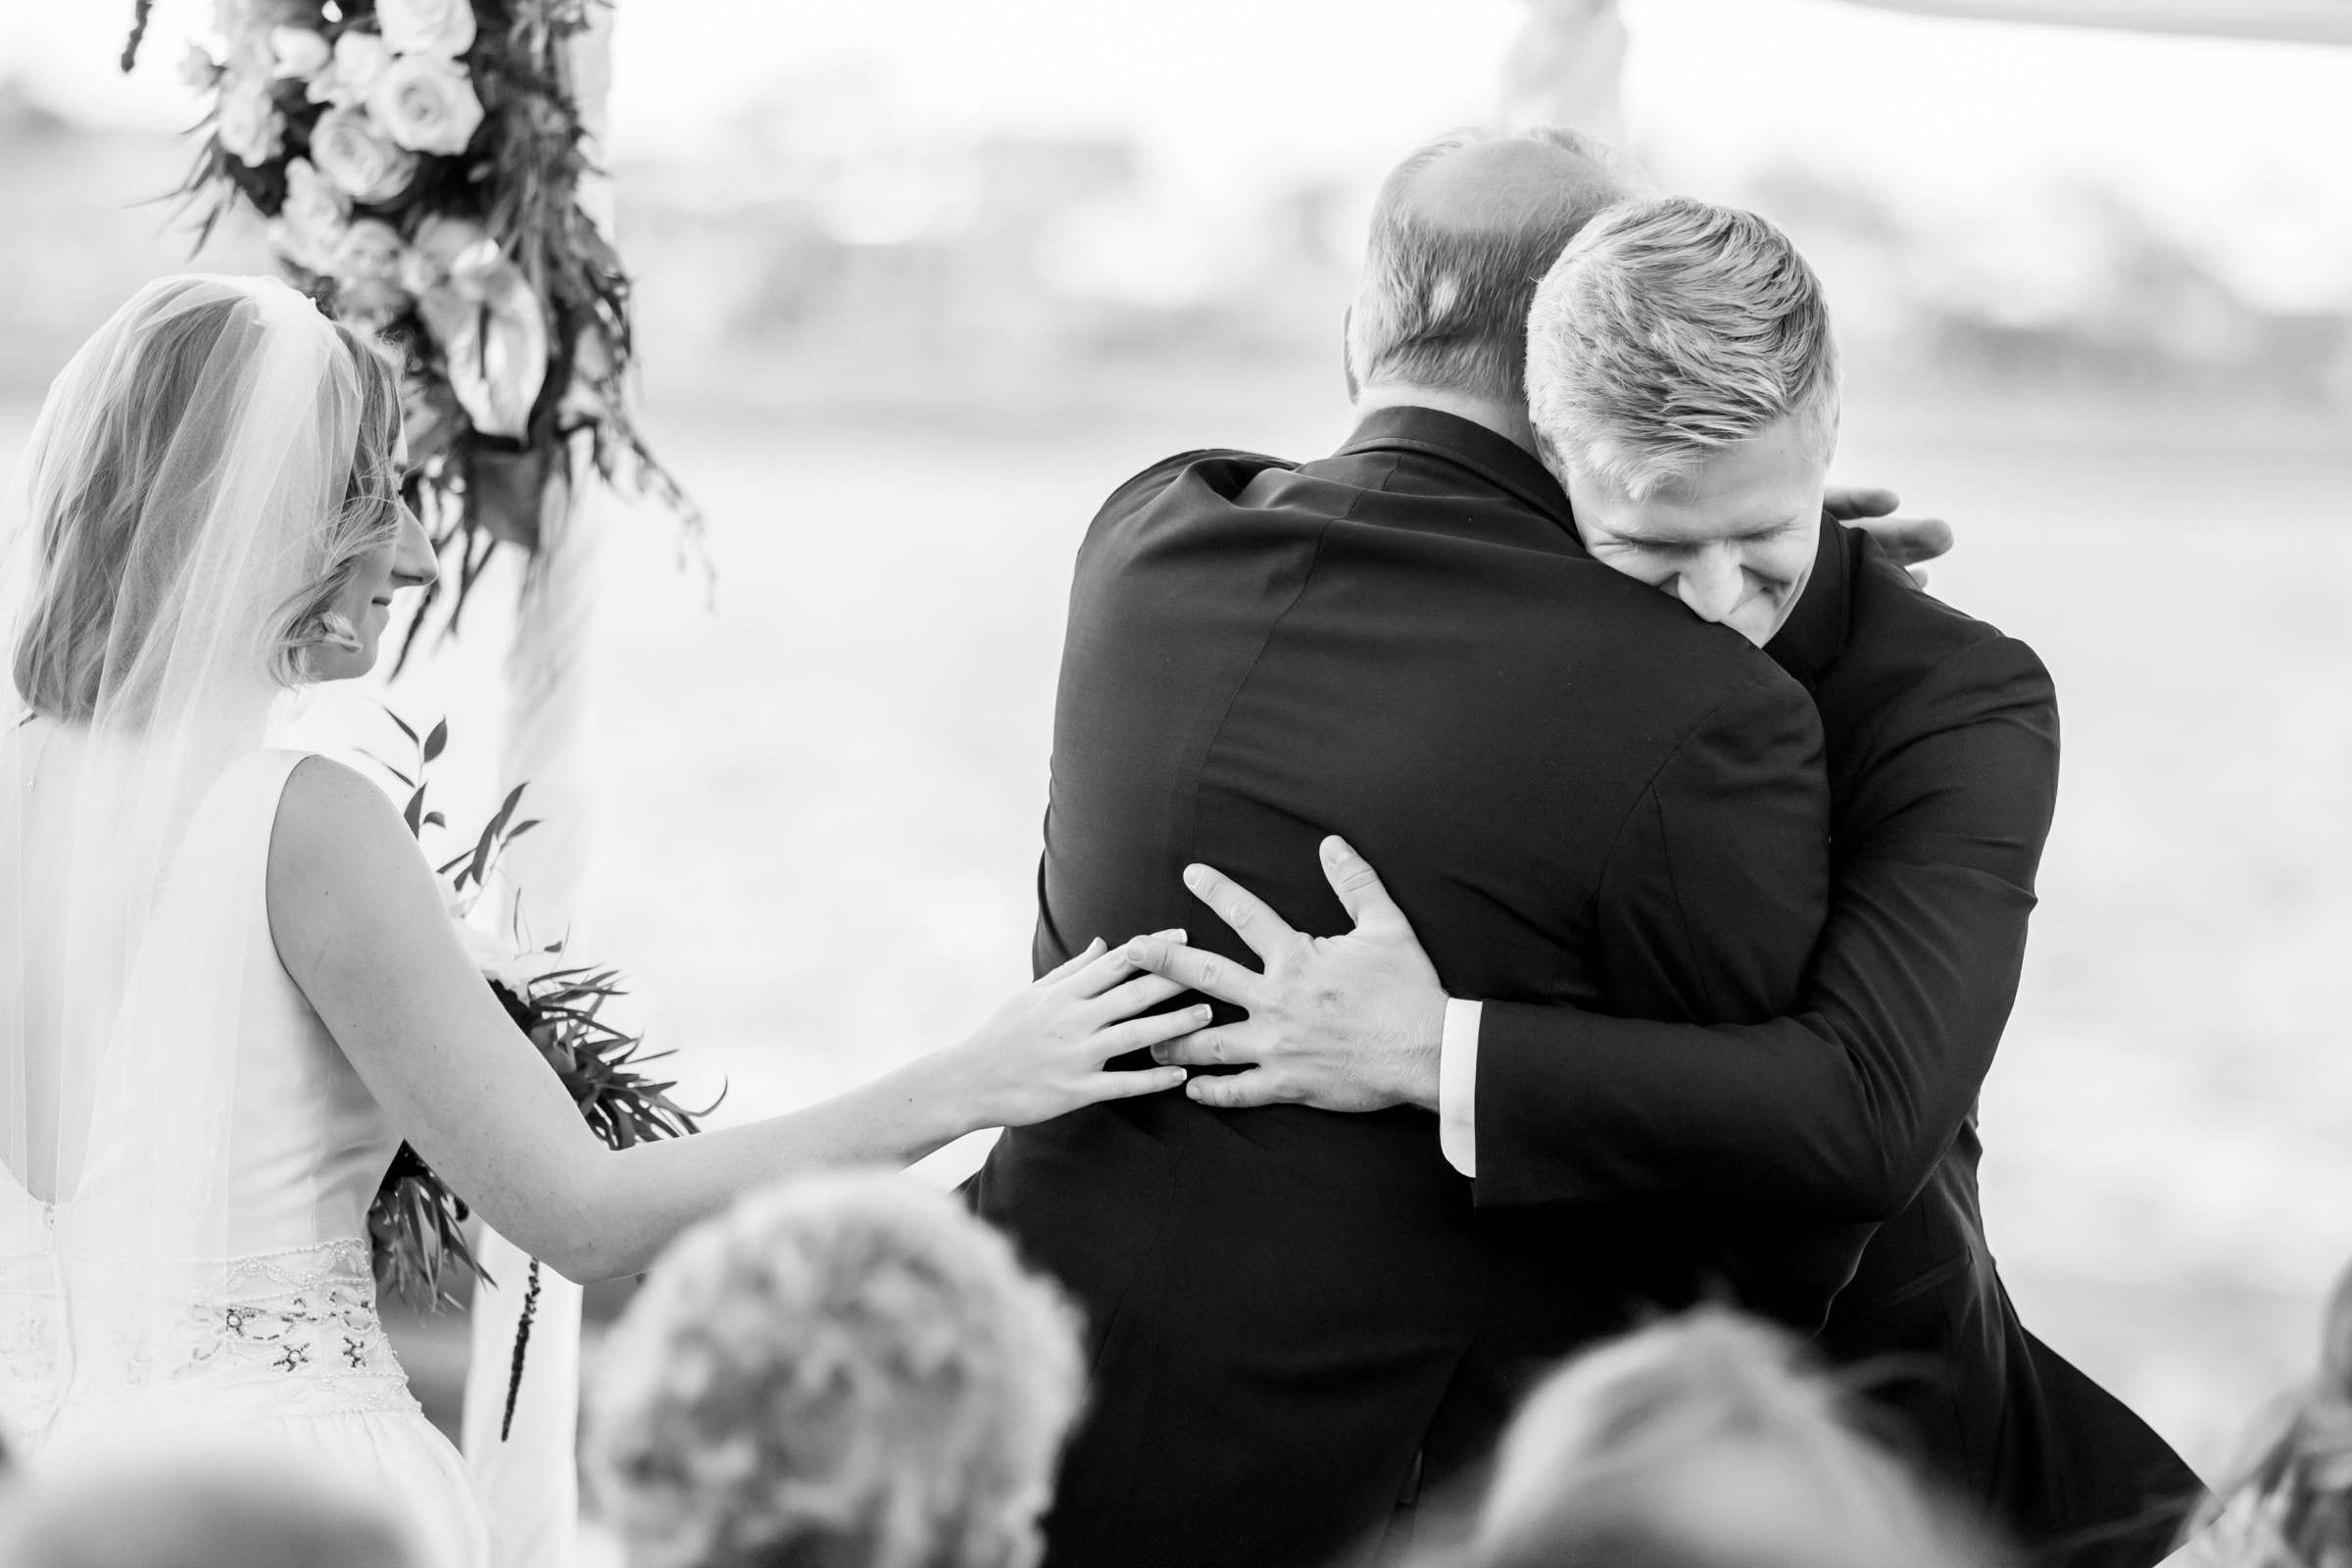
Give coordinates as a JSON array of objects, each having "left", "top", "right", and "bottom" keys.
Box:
[
  {"left": 457, "top": 9, "right": 616, "bottom": 1566},
  {"left": 1500, "top": 0, "right": 1631, "bottom": 136},
  {"left": 1821, "top": 0, "right": 2352, "bottom": 45}
]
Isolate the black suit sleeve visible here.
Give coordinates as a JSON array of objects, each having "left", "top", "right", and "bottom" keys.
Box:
[
  {"left": 1584, "top": 674, "right": 1832, "bottom": 1028},
  {"left": 1472, "top": 635, "right": 2058, "bottom": 1224},
  {"left": 1466, "top": 670, "right": 1831, "bottom": 1198}
]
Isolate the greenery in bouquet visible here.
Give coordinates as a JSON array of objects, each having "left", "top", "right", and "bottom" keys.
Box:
[
  {"left": 365, "top": 710, "right": 716, "bottom": 1427},
  {"left": 129, "top": 0, "right": 701, "bottom": 664}
]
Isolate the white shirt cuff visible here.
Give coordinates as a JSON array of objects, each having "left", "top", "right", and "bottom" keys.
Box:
[{"left": 1438, "top": 998, "right": 1482, "bottom": 1178}]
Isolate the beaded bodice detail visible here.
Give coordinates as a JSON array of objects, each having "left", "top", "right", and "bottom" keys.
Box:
[{"left": 1, "top": 1238, "right": 417, "bottom": 1439}]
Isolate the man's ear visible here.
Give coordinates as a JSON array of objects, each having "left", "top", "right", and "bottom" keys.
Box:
[{"left": 1341, "top": 305, "right": 1359, "bottom": 402}]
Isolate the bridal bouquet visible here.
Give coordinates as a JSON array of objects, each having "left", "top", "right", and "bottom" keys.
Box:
[
  {"left": 126, "top": 0, "right": 698, "bottom": 662},
  {"left": 366, "top": 712, "right": 714, "bottom": 1431}
]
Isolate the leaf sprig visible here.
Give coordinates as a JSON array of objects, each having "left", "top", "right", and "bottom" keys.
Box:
[{"left": 364, "top": 710, "right": 719, "bottom": 1312}]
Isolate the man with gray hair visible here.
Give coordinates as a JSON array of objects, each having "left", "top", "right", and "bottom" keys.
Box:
[
  {"left": 1127, "top": 190, "right": 2200, "bottom": 1565},
  {"left": 1346, "top": 125, "right": 1648, "bottom": 407},
  {"left": 970, "top": 126, "right": 1900, "bottom": 1568}
]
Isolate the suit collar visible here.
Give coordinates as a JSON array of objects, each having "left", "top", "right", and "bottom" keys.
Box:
[
  {"left": 1767, "top": 513, "right": 1855, "bottom": 683},
  {"left": 1335, "top": 406, "right": 1577, "bottom": 535},
  {"left": 1323, "top": 409, "right": 1867, "bottom": 671}
]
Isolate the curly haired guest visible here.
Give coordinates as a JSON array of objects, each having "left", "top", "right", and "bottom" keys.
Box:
[
  {"left": 1463, "top": 1307, "right": 2004, "bottom": 1568},
  {"left": 586, "top": 1172, "right": 1087, "bottom": 1568},
  {"left": 2179, "top": 1262, "right": 2352, "bottom": 1568}
]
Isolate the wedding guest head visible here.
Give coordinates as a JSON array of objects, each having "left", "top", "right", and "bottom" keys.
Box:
[
  {"left": 1525, "top": 196, "right": 1839, "bottom": 648},
  {"left": 10, "top": 274, "right": 433, "bottom": 725},
  {"left": 1347, "top": 124, "right": 1651, "bottom": 411},
  {"left": 0, "top": 1447, "right": 420, "bottom": 1568},
  {"left": 587, "top": 1171, "right": 1087, "bottom": 1568},
  {"left": 1467, "top": 1307, "right": 2001, "bottom": 1568},
  {"left": 2188, "top": 1258, "right": 2352, "bottom": 1566}
]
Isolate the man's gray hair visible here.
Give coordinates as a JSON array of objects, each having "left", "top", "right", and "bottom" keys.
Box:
[
  {"left": 1526, "top": 196, "right": 1840, "bottom": 500},
  {"left": 1348, "top": 125, "right": 1651, "bottom": 403}
]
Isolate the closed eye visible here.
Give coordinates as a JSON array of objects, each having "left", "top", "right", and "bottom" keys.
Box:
[{"left": 1615, "top": 522, "right": 1798, "bottom": 552}]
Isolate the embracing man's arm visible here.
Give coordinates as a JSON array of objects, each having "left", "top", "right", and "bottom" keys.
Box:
[
  {"left": 1583, "top": 673, "right": 1833, "bottom": 1027},
  {"left": 1126, "top": 629, "right": 2056, "bottom": 1233},
  {"left": 1471, "top": 633, "right": 2058, "bottom": 1220},
  {"left": 1126, "top": 665, "right": 1831, "bottom": 1120}
]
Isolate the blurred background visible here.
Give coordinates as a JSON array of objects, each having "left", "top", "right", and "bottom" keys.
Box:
[{"left": 3, "top": 0, "right": 2349, "bottom": 1483}]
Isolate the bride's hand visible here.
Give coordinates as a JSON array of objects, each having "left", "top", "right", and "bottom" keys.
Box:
[{"left": 941, "top": 935, "right": 1203, "bottom": 1130}]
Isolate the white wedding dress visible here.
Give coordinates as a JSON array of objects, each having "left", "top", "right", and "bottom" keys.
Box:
[
  {"left": 0, "top": 275, "right": 505, "bottom": 1565},
  {"left": 0, "top": 747, "right": 496, "bottom": 1568}
]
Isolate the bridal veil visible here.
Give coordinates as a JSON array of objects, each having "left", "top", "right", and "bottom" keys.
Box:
[{"left": 0, "top": 275, "right": 372, "bottom": 1446}]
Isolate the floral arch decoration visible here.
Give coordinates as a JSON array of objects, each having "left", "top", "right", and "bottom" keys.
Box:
[{"left": 126, "top": 0, "right": 701, "bottom": 663}]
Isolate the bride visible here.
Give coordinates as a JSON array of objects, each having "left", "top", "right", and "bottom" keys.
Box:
[{"left": 0, "top": 275, "right": 1201, "bottom": 1564}]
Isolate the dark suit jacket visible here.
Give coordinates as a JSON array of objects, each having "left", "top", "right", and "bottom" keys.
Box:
[
  {"left": 1468, "top": 517, "right": 2202, "bottom": 1566},
  {"left": 968, "top": 408, "right": 1838, "bottom": 1568}
]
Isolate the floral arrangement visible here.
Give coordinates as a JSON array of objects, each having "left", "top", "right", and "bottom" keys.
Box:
[
  {"left": 367, "top": 711, "right": 715, "bottom": 1432},
  {"left": 127, "top": 0, "right": 699, "bottom": 662}
]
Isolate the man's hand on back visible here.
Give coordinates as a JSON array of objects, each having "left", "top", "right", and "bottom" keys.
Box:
[
  {"left": 1826, "top": 485, "right": 1952, "bottom": 585},
  {"left": 1121, "top": 837, "right": 1447, "bottom": 1114}
]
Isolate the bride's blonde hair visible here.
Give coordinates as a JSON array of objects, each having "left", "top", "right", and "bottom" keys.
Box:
[
  {"left": 12, "top": 287, "right": 406, "bottom": 721},
  {"left": 2193, "top": 1262, "right": 2352, "bottom": 1567}
]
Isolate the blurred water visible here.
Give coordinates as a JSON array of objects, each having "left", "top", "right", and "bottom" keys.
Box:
[{"left": 3, "top": 371, "right": 2346, "bottom": 1479}]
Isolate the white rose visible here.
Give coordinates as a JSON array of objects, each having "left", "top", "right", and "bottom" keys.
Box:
[
  {"left": 333, "top": 220, "right": 412, "bottom": 330},
  {"left": 308, "top": 105, "right": 418, "bottom": 205},
  {"left": 215, "top": 76, "right": 283, "bottom": 167},
  {"left": 450, "top": 919, "right": 524, "bottom": 986},
  {"left": 177, "top": 44, "right": 223, "bottom": 96},
  {"left": 269, "top": 24, "right": 330, "bottom": 80},
  {"left": 216, "top": 0, "right": 309, "bottom": 31},
  {"left": 266, "top": 217, "right": 325, "bottom": 278},
  {"left": 449, "top": 917, "right": 564, "bottom": 998},
  {"left": 338, "top": 279, "right": 408, "bottom": 335},
  {"left": 288, "top": 155, "right": 349, "bottom": 217},
  {"left": 335, "top": 219, "right": 407, "bottom": 283},
  {"left": 368, "top": 54, "right": 485, "bottom": 157},
  {"left": 336, "top": 221, "right": 414, "bottom": 328},
  {"left": 399, "top": 213, "right": 490, "bottom": 295},
  {"left": 308, "top": 30, "right": 392, "bottom": 107},
  {"left": 375, "top": 0, "right": 477, "bottom": 59},
  {"left": 215, "top": 0, "right": 305, "bottom": 76},
  {"left": 222, "top": 35, "right": 273, "bottom": 83},
  {"left": 271, "top": 157, "right": 350, "bottom": 274}
]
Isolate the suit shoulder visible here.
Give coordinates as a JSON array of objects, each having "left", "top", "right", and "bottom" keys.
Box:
[
  {"left": 1597, "top": 586, "right": 1822, "bottom": 746},
  {"left": 1850, "top": 539, "right": 2047, "bottom": 686},
  {"left": 1686, "top": 649, "right": 1823, "bottom": 750},
  {"left": 1096, "top": 447, "right": 1299, "bottom": 521},
  {"left": 1842, "top": 543, "right": 2055, "bottom": 742}
]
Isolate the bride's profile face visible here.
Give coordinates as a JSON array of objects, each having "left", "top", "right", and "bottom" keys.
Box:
[
  {"left": 302, "top": 337, "right": 438, "bottom": 684},
  {"left": 311, "top": 491, "right": 434, "bottom": 683}
]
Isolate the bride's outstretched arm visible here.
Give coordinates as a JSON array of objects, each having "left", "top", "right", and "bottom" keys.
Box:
[{"left": 268, "top": 757, "right": 1199, "bottom": 1283}]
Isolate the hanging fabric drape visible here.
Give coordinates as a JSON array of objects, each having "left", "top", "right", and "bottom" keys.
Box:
[{"left": 453, "top": 9, "right": 615, "bottom": 1568}]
